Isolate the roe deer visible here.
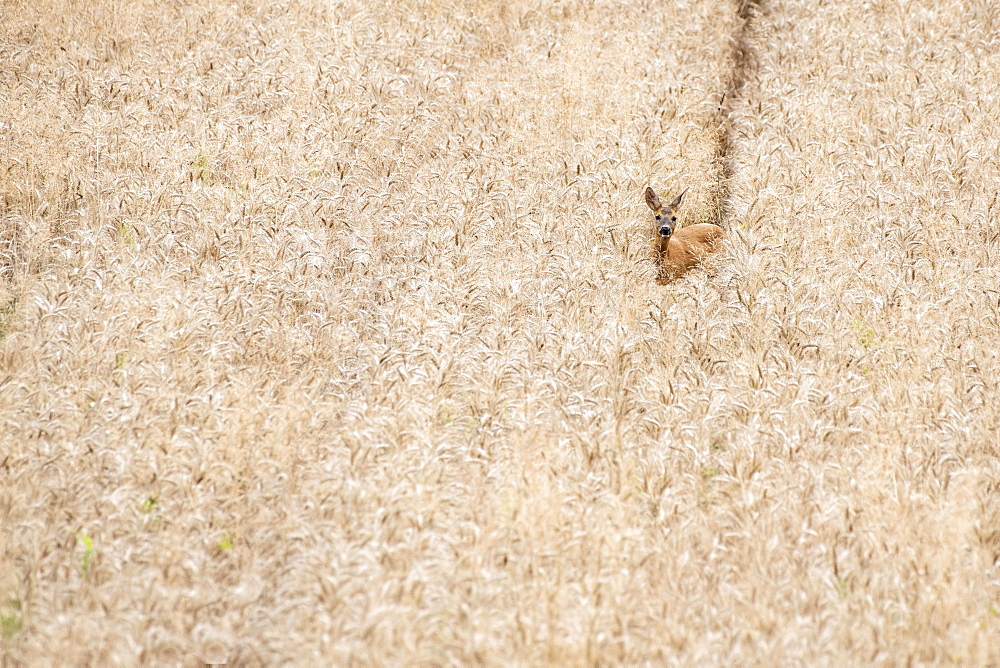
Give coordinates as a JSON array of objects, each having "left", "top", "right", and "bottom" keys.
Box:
[{"left": 645, "top": 186, "right": 724, "bottom": 280}]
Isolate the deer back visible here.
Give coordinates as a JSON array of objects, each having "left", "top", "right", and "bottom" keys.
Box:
[{"left": 663, "top": 223, "right": 724, "bottom": 277}]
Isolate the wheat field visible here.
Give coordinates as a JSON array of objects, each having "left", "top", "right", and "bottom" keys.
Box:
[{"left": 2, "top": 0, "right": 999, "bottom": 664}]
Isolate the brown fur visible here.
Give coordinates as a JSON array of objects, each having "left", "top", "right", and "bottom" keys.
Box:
[{"left": 645, "top": 186, "right": 724, "bottom": 280}]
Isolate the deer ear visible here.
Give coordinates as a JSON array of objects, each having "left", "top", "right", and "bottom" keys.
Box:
[
  {"left": 669, "top": 188, "right": 688, "bottom": 210},
  {"left": 645, "top": 187, "right": 660, "bottom": 211}
]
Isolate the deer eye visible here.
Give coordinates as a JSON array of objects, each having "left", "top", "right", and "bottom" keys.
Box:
[
  {"left": 655, "top": 215, "right": 661, "bottom": 220},
  {"left": 671, "top": 216, "right": 677, "bottom": 222}
]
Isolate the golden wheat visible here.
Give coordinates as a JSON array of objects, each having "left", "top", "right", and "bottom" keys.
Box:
[{"left": 1, "top": 0, "right": 998, "bottom": 663}]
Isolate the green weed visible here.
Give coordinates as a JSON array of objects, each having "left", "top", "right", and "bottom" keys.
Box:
[
  {"left": 851, "top": 321, "right": 877, "bottom": 349},
  {"left": 193, "top": 150, "right": 213, "bottom": 184},
  {"left": 1, "top": 599, "right": 22, "bottom": 640},
  {"left": 117, "top": 221, "right": 137, "bottom": 246},
  {"left": 76, "top": 531, "right": 95, "bottom": 575},
  {"left": 140, "top": 494, "right": 158, "bottom": 514},
  {"left": 0, "top": 296, "right": 17, "bottom": 339}
]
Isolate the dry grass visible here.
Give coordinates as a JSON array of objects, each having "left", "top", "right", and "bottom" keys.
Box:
[{"left": 2, "top": 0, "right": 999, "bottom": 663}]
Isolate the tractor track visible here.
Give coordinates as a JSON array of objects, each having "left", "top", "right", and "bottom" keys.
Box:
[{"left": 712, "top": 0, "right": 767, "bottom": 226}]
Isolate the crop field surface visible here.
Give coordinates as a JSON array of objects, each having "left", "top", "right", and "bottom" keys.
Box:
[{"left": 1, "top": 0, "right": 999, "bottom": 664}]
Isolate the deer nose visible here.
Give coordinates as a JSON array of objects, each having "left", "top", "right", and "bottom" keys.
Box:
[{"left": 658, "top": 227, "right": 671, "bottom": 237}]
